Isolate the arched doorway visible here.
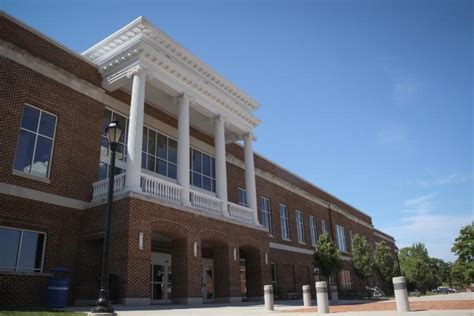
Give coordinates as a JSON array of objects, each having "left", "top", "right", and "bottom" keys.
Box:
[
  {"left": 201, "top": 239, "right": 235, "bottom": 303},
  {"left": 239, "top": 245, "right": 263, "bottom": 300}
]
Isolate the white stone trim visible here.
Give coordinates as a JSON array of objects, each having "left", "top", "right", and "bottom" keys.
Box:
[
  {"left": 226, "top": 154, "right": 374, "bottom": 229},
  {"left": 82, "top": 17, "right": 259, "bottom": 111},
  {"left": 269, "top": 242, "right": 315, "bottom": 255},
  {"left": 0, "top": 182, "right": 89, "bottom": 210},
  {"left": 374, "top": 231, "right": 396, "bottom": 243}
]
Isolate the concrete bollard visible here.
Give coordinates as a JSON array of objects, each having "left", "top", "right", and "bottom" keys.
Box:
[
  {"left": 302, "top": 285, "right": 311, "bottom": 307},
  {"left": 264, "top": 285, "right": 274, "bottom": 311},
  {"left": 330, "top": 285, "right": 338, "bottom": 303},
  {"left": 316, "top": 281, "right": 329, "bottom": 313},
  {"left": 393, "top": 276, "right": 410, "bottom": 312}
]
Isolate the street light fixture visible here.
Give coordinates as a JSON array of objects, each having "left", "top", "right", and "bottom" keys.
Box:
[{"left": 91, "top": 120, "right": 123, "bottom": 314}]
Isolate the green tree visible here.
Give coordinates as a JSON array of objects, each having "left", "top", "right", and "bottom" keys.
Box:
[
  {"left": 399, "top": 243, "right": 434, "bottom": 293},
  {"left": 451, "top": 223, "right": 474, "bottom": 286},
  {"left": 373, "top": 241, "right": 398, "bottom": 293},
  {"left": 351, "top": 234, "right": 373, "bottom": 284},
  {"left": 313, "top": 234, "right": 343, "bottom": 281}
]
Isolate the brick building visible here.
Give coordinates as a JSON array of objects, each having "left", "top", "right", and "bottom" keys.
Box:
[{"left": 0, "top": 13, "right": 397, "bottom": 307}]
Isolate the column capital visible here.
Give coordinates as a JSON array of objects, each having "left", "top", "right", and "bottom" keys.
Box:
[
  {"left": 173, "top": 93, "right": 192, "bottom": 105},
  {"left": 242, "top": 132, "right": 257, "bottom": 142},
  {"left": 211, "top": 114, "right": 227, "bottom": 124},
  {"left": 126, "top": 65, "right": 153, "bottom": 79}
]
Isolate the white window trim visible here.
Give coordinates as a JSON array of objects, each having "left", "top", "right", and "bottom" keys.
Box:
[
  {"left": 336, "top": 224, "right": 347, "bottom": 252},
  {"left": 296, "top": 210, "right": 305, "bottom": 244},
  {"left": 238, "top": 187, "right": 247, "bottom": 206},
  {"left": 190, "top": 147, "right": 216, "bottom": 193},
  {"left": 309, "top": 215, "right": 317, "bottom": 247},
  {"left": 260, "top": 196, "right": 273, "bottom": 236},
  {"left": 279, "top": 203, "right": 290, "bottom": 241},
  {"left": 0, "top": 226, "right": 47, "bottom": 273},
  {"left": 13, "top": 103, "right": 57, "bottom": 180}
]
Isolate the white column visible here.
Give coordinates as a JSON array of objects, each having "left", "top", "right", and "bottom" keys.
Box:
[
  {"left": 214, "top": 116, "right": 228, "bottom": 215},
  {"left": 177, "top": 94, "right": 191, "bottom": 206},
  {"left": 243, "top": 133, "right": 258, "bottom": 224},
  {"left": 125, "top": 67, "right": 148, "bottom": 192}
]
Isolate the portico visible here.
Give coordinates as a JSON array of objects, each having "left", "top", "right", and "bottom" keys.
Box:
[{"left": 84, "top": 17, "right": 261, "bottom": 227}]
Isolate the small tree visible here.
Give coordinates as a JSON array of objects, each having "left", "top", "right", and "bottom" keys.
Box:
[
  {"left": 399, "top": 243, "right": 434, "bottom": 294},
  {"left": 351, "top": 234, "right": 373, "bottom": 285},
  {"left": 373, "top": 241, "right": 398, "bottom": 293},
  {"left": 451, "top": 223, "right": 474, "bottom": 286},
  {"left": 314, "top": 234, "right": 343, "bottom": 282}
]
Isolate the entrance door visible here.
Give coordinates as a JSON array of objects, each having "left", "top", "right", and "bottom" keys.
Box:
[
  {"left": 202, "top": 258, "right": 214, "bottom": 302},
  {"left": 151, "top": 252, "right": 172, "bottom": 304}
]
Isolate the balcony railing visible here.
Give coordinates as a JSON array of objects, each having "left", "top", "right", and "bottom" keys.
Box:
[
  {"left": 141, "top": 173, "right": 182, "bottom": 204},
  {"left": 227, "top": 202, "right": 254, "bottom": 224},
  {"left": 92, "top": 173, "right": 126, "bottom": 197},
  {"left": 92, "top": 172, "right": 259, "bottom": 227},
  {"left": 190, "top": 190, "right": 223, "bottom": 216}
]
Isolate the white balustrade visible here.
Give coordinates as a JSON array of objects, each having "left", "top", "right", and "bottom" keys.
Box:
[
  {"left": 92, "top": 173, "right": 126, "bottom": 199},
  {"left": 141, "top": 173, "right": 182, "bottom": 203},
  {"left": 190, "top": 190, "right": 223, "bottom": 216},
  {"left": 228, "top": 202, "right": 254, "bottom": 224},
  {"left": 91, "top": 171, "right": 260, "bottom": 227}
]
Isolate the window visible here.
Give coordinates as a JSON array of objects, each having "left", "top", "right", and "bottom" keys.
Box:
[
  {"left": 336, "top": 225, "right": 347, "bottom": 252},
  {"left": 321, "top": 220, "right": 328, "bottom": 235},
  {"left": 271, "top": 262, "right": 277, "bottom": 289},
  {"left": 14, "top": 104, "right": 57, "bottom": 178},
  {"left": 99, "top": 109, "right": 128, "bottom": 178},
  {"left": 190, "top": 148, "right": 216, "bottom": 192},
  {"left": 296, "top": 210, "right": 305, "bottom": 243},
  {"left": 260, "top": 196, "right": 273, "bottom": 235},
  {"left": 238, "top": 187, "right": 247, "bottom": 206},
  {"left": 279, "top": 204, "right": 290, "bottom": 240},
  {"left": 0, "top": 227, "right": 46, "bottom": 272},
  {"left": 340, "top": 270, "right": 352, "bottom": 289},
  {"left": 142, "top": 126, "right": 177, "bottom": 179},
  {"left": 309, "top": 215, "right": 317, "bottom": 247}
]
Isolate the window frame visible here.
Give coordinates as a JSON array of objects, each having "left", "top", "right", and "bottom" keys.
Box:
[
  {"left": 100, "top": 108, "right": 129, "bottom": 172},
  {"left": 260, "top": 196, "right": 273, "bottom": 236},
  {"left": 309, "top": 215, "right": 317, "bottom": 247},
  {"left": 189, "top": 147, "right": 216, "bottom": 194},
  {"left": 296, "top": 210, "right": 305, "bottom": 244},
  {"left": 279, "top": 203, "right": 290, "bottom": 240},
  {"left": 13, "top": 103, "right": 58, "bottom": 180},
  {"left": 321, "top": 220, "right": 328, "bottom": 235},
  {"left": 238, "top": 187, "right": 247, "bottom": 206},
  {"left": 0, "top": 226, "right": 47, "bottom": 273},
  {"left": 336, "top": 224, "right": 347, "bottom": 252},
  {"left": 142, "top": 125, "right": 178, "bottom": 181},
  {"left": 270, "top": 262, "right": 278, "bottom": 289}
]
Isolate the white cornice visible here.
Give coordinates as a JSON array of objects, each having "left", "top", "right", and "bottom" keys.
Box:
[
  {"left": 374, "top": 231, "right": 396, "bottom": 243},
  {"left": 226, "top": 153, "right": 374, "bottom": 230},
  {"left": 82, "top": 16, "right": 260, "bottom": 112}
]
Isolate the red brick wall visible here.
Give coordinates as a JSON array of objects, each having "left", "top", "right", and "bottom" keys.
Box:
[
  {"left": 0, "top": 14, "right": 102, "bottom": 86},
  {"left": 0, "top": 194, "right": 82, "bottom": 307},
  {"left": 0, "top": 273, "right": 49, "bottom": 308},
  {"left": 0, "top": 58, "right": 104, "bottom": 202}
]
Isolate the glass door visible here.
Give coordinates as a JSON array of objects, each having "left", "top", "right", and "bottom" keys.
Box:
[
  {"left": 202, "top": 259, "right": 214, "bottom": 302},
  {"left": 151, "top": 263, "right": 172, "bottom": 303}
]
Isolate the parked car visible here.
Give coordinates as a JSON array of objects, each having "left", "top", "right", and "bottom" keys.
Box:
[{"left": 432, "top": 286, "right": 456, "bottom": 294}]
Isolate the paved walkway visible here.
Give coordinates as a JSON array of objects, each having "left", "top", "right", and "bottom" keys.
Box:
[{"left": 71, "top": 293, "right": 474, "bottom": 316}]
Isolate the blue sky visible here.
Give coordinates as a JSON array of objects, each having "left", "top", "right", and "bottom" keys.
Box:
[{"left": 2, "top": 0, "right": 472, "bottom": 261}]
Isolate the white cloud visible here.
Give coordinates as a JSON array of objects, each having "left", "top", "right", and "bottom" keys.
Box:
[
  {"left": 418, "top": 173, "right": 472, "bottom": 187},
  {"left": 377, "top": 124, "right": 406, "bottom": 144},
  {"left": 383, "top": 63, "right": 419, "bottom": 107},
  {"left": 382, "top": 193, "right": 472, "bottom": 261}
]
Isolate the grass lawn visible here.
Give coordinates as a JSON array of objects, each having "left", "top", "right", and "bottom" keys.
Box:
[{"left": 0, "top": 312, "right": 86, "bottom": 316}]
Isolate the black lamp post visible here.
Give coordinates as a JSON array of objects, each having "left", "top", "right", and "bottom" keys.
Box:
[{"left": 91, "top": 120, "right": 123, "bottom": 314}]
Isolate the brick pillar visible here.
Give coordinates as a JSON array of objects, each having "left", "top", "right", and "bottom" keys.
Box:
[
  {"left": 172, "top": 238, "right": 202, "bottom": 304},
  {"left": 213, "top": 245, "right": 241, "bottom": 302}
]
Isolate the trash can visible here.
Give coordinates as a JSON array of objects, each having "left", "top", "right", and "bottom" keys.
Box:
[{"left": 47, "top": 268, "right": 71, "bottom": 309}]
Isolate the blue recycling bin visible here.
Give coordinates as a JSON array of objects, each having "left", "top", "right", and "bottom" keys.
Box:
[{"left": 47, "top": 268, "right": 70, "bottom": 309}]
